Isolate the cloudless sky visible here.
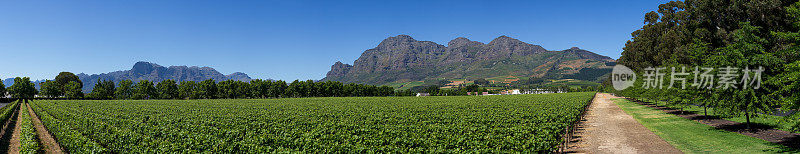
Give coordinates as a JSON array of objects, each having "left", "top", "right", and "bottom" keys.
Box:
[{"left": 0, "top": 0, "right": 671, "bottom": 81}]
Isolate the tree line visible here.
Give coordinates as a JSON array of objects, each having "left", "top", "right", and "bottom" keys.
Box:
[
  {"left": 611, "top": 0, "right": 800, "bottom": 131},
  {"left": 2, "top": 72, "right": 415, "bottom": 100}
]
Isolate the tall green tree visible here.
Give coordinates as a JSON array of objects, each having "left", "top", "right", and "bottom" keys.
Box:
[
  {"left": 250, "top": 79, "right": 270, "bottom": 98},
  {"left": 217, "top": 80, "right": 235, "bottom": 99},
  {"left": 115, "top": 80, "right": 133, "bottom": 99},
  {"left": 0, "top": 81, "right": 5, "bottom": 98},
  {"left": 270, "top": 80, "right": 287, "bottom": 98},
  {"left": 770, "top": 1, "right": 800, "bottom": 131},
  {"left": 39, "top": 80, "right": 62, "bottom": 98},
  {"left": 619, "top": 0, "right": 794, "bottom": 70},
  {"left": 286, "top": 80, "right": 301, "bottom": 98},
  {"left": 233, "top": 80, "right": 251, "bottom": 99},
  {"left": 199, "top": 79, "right": 217, "bottom": 99},
  {"left": 708, "top": 22, "right": 782, "bottom": 128},
  {"left": 156, "top": 80, "right": 179, "bottom": 99},
  {"left": 132, "top": 80, "right": 156, "bottom": 100},
  {"left": 178, "top": 81, "right": 199, "bottom": 99},
  {"left": 90, "top": 79, "right": 116, "bottom": 100},
  {"left": 64, "top": 81, "right": 83, "bottom": 99},
  {"left": 54, "top": 72, "right": 82, "bottom": 93},
  {"left": 8, "top": 77, "right": 37, "bottom": 99}
]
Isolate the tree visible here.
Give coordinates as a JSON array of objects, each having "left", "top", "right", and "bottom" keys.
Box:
[
  {"left": 156, "top": 80, "right": 179, "bottom": 99},
  {"left": 64, "top": 81, "right": 83, "bottom": 99},
  {"left": 378, "top": 86, "right": 394, "bottom": 96},
  {"left": 270, "top": 80, "right": 287, "bottom": 98},
  {"left": 39, "top": 80, "right": 62, "bottom": 98},
  {"left": 54, "top": 72, "right": 82, "bottom": 93},
  {"left": 619, "top": 0, "right": 794, "bottom": 71},
  {"left": 8, "top": 77, "right": 37, "bottom": 99},
  {"left": 250, "top": 79, "right": 269, "bottom": 98},
  {"left": 286, "top": 80, "right": 301, "bottom": 98},
  {"left": 217, "top": 80, "right": 235, "bottom": 99},
  {"left": 132, "top": 80, "right": 156, "bottom": 100},
  {"left": 199, "top": 79, "right": 217, "bottom": 99},
  {"left": 90, "top": 79, "right": 115, "bottom": 100},
  {"left": 0, "top": 81, "right": 5, "bottom": 98},
  {"left": 771, "top": 2, "right": 800, "bottom": 132},
  {"left": 178, "top": 81, "right": 199, "bottom": 99},
  {"left": 233, "top": 80, "right": 251, "bottom": 99},
  {"left": 423, "top": 85, "right": 440, "bottom": 96},
  {"left": 115, "top": 80, "right": 133, "bottom": 99}
]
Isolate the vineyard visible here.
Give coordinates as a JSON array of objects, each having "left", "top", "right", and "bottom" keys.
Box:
[{"left": 23, "top": 92, "right": 595, "bottom": 153}]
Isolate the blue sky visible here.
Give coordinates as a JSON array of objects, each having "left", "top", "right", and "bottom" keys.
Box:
[{"left": 0, "top": 0, "right": 671, "bottom": 81}]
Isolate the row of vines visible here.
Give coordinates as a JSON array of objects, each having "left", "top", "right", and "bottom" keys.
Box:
[{"left": 31, "top": 92, "right": 595, "bottom": 153}]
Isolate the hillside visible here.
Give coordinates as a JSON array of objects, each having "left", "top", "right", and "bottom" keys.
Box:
[{"left": 323, "top": 35, "right": 615, "bottom": 85}]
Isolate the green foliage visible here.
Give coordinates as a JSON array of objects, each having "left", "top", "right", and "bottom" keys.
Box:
[
  {"left": 64, "top": 81, "right": 84, "bottom": 99},
  {"left": 32, "top": 92, "right": 595, "bottom": 153},
  {"left": 54, "top": 72, "right": 82, "bottom": 93},
  {"left": 178, "top": 81, "right": 199, "bottom": 99},
  {"left": 422, "top": 85, "right": 439, "bottom": 95},
  {"left": 0, "top": 81, "right": 6, "bottom": 98},
  {"left": 614, "top": 0, "right": 800, "bottom": 129},
  {"left": 19, "top": 103, "right": 40, "bottom": 154},
  {"left": 198, "top": 79, "right": 217, "bottom": 99},
  {"left": 29, "top": 101, "right": 106, "bottom": 153},
  {"left": 0, "top": 101, "right": 19, "bottom": 132},
  {"left": 132, "top": 80, "right": 156, "bottom": 100},
  {"left": 39, "top": 80, "right": 62, "bottom": 98},
  {"left": 115, "top": 80, "right": 133, "bottom": 99},
  {"left": 9, "top": 77, "right": 37, "bottom": 99},
  {"left": 156, "top": 80, "right": 179, "bottom": 99},
  {"left": 90, "top": 79, "right": 115, "bottom": 100}
]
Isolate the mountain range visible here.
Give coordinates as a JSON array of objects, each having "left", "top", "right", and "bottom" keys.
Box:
[
  {"left": 3, "top": 62, "right": 252, "bottom": 93},
  {"left": 4, "top": 35, "right": 615, "bottom": 93},
  {"left": 322, "top": 35, "right": 615, "bottom": 85}
]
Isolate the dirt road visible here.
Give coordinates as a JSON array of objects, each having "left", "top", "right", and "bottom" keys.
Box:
[{"left": 567, "top": 93, "right": 681, "bottom": 154}]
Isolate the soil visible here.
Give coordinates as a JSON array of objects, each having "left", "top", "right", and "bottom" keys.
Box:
[
  {"left": 8, "top": 105, "right": 21, "bottom": 154},
  {"left": 629, "top": 98, "right": 800, "bottom": 149},
  {"left": 0, "top": 102, "right": 19, "bottom": 153},
  {"left": 566, "top": 93, "right": 682, "bottom": 154}
]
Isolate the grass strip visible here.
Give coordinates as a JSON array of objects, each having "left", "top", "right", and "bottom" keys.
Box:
[{"left": 612, "top": 98, "right": 796, "bottom": 153}]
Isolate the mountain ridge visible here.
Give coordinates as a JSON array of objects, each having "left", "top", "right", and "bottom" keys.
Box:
[
  {"left": 3, "top": 61, "right": 253, "bottom": 93},
  {"left": 323, "top": 35, "right": 615, "bottom": 85}
]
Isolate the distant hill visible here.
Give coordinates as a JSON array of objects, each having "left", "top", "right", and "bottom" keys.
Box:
[
  {"left": 323, "top": 35, "right": 616, "bottom": 85},
  {"left": 3, "top": 61, "right": 253, "bottom": 93}
]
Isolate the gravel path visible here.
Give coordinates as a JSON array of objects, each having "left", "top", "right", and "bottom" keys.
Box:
[{"left": 566, "top": 93, "right": 681, "bottom": 154}]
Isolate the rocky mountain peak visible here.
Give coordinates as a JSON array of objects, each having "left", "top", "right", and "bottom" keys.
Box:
[
  {"left": 131, "top": 61, "right": 163, "bottom": 75},
  {"left": 376, "top": 35, "right": 418, "bottom": 48},
  {"left": 225, "top": 72, "right": 251, "bottom": 81},
  {"left": 447, "top": 37, "right": 484, "bottom": 48},
  {"left": 327, "top": 61, "right": 353, "bottom": 77},
  {"left": 488, "top": 35, "right": 525, "bottom": 46}
]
